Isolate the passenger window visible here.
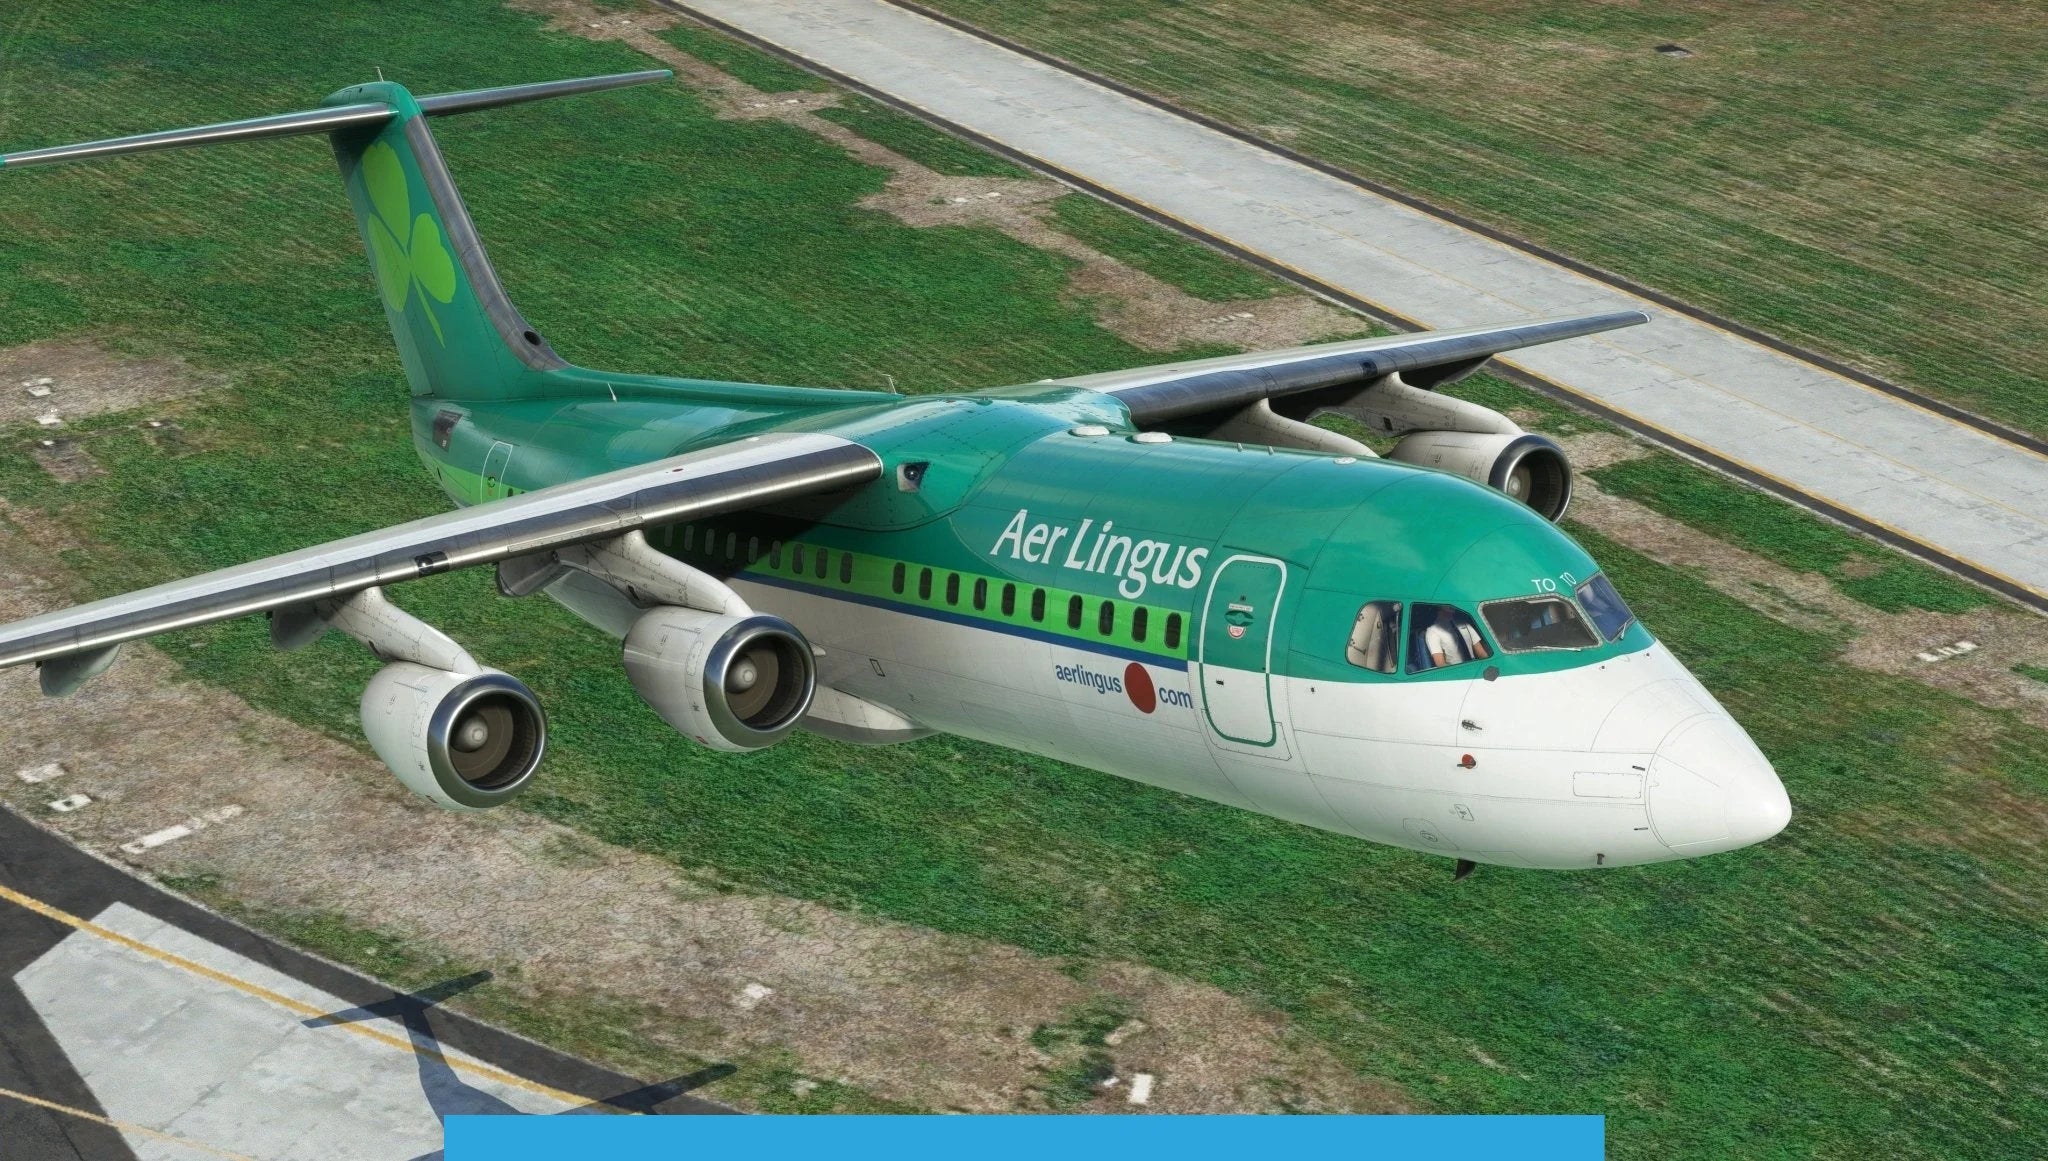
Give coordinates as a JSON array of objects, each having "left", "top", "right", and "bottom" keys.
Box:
[
  {"left": 945, "top": 573, "right": 961, "bottom": 605},
  {"left": 1346, "top": 600, "right": 1403, "bottom": 674},
  {"left": 814, "top": 549, "right": 828, "bottom": 579},
  {"left": 682, "top": 525, "right": 695, "bottom": 552},
  {"left": 919, "top": 568, "right": 933, "bottom": 600},
  {"left": 725, "top": 532, "right": 738, "bottom": 561},
  {"left": 973, "top": 578, "right": 988, "bottom": 611},
  {"left": 892, "top": 561, "right": 905, "bottom": 594},
  {"left": 1067, "top": 595, "right": 1084, "bottom": 629},
  {"left": 1575, "top": 574, "right": 1634, "bottom": 642},
  {"left": 1097, "top": 601, "right": 1115, "bottom": 636},
  {"left": 1164, "top": 612, "right": 1182, "bottom": 650},
  {"left": 747, "top": 536, "right": 759, "bottom": 563},
  {"left": 1001, "top": 582, "right": 1016, "bottom": 617},
  {"left": 840, "top": 553, "right": 854, "bottom": 585},
  {"left": 1407, "top": 603, "right": 1492, "bottom": 674},
  {"left": 1481, "top": 596, "right": 1600, "bottom": 653},
  {"left": 770, "top": 540, "right": 782, "bottom": 569},
  {"left": 790, "top": 544, "right": 805, "bottom": 574},
  {"left": 1132, "top": 607, "right": 1148, "bottom": 643},
  {"left": 1031, "top": 589, "right": 1046, "bottom": 622}
]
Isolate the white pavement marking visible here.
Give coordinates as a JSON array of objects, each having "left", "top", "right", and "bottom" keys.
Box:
[
  {"left": 15, "top": 902, "right": 573, "bottom": 1161},
  {"left": 120, "top": 804, "right": 245, "bottom": 855},
  {"left": 15, "top": 761, "right": 67, "bottom": 784},
  {"left": 676, "top": 0, "right": 2048, "bottom": 604},
  {"left": 48, "top": 793, "right": 91, "bottom": 813},
  {"left": 1127, "top": 1072, "right": 1154, "bottom": 1105}
]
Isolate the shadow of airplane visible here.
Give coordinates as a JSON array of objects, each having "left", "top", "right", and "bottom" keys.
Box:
[{"left": 305, "top": 971, "right": 735, "bottom": 1159}]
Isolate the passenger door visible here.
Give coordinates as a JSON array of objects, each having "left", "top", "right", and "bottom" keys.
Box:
[{"left": 1198, "top": 555, "right": 1288, "bottom": 754}]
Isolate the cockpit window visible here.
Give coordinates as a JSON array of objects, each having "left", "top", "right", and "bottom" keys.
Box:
[
  {"left": 1481, "top": 595, "right": 1601, "bottom": 652},
  {"left": 1575, "top": 573, "right": 1635, "bottom": 642},
  {"left": 1408, "top": 603, "right": 1492, "bottom": 674},
  {"left": 1346, "top": 600, "right": 1403, "bottom": 674}
]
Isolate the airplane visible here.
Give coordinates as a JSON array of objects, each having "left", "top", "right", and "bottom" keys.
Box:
[{"left": 0, "top": 69, "right": 1790, "bottom": 873}]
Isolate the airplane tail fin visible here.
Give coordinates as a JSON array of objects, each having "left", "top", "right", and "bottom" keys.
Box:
[{"left": 0, "top": 71, "right": 669, "bottom": 402}]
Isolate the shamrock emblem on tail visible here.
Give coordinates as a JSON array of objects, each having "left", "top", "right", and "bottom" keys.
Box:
[{"left": 361, "top": 141, "right": 457, "bottom": 343}]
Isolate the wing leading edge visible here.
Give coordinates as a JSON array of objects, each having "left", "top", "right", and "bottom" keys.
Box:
[
  {"left": 1052, "top": 311, "right": 1651, "bottom": 425},
  {"left": 0, "top": 433, "right": 880, "bottom": 674}
]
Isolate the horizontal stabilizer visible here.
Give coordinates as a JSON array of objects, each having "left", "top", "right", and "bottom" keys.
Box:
[
  {"left": 0, "top": 69, "right": 670, "bottom": 169},
  {"left": 1055, "top": 311, "right": 1651, "bottom": 425}
]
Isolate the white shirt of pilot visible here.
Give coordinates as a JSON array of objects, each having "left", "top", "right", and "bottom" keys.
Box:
[{"left": 1422, "top": 619, "right": 1484, "bottom": 666}]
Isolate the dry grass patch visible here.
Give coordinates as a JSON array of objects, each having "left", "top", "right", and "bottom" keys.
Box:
[{"left": 1560, "top": 435, "right": 2048, "bottom": 730}]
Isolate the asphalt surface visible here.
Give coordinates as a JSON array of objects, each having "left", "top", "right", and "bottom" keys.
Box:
[
  {"left": 664, "top": 0, "right": 2048, "bottom": 614},
  {"left": 0, "top": 807, "right": 728, "bottom": 1160}
]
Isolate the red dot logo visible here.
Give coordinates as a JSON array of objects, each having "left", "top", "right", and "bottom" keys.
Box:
[{"left": 1124, "top": 662, "right": 1156, "bottom": 714}]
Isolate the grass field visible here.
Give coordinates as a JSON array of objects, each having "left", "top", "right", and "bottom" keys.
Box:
[
  {"left": 913, "top": 0, "right": 2048, "bottom": 438},
  {"left": 814, "top": 94, "right": 1034, "bottom": 180},
  {"left": 2, "top": 1, "right": 2046, "bottom": 1154}
]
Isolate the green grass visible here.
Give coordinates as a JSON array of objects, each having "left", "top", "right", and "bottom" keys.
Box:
[
  {"left": 1025, "top": 997, "right": 1132, "bottom": 1108},
  {"left": 915, "top": 0, "right": 2048, "bottom": 438},
  {"left": 815, "top": 95, "right": 1033, "bottom": 179},
  {"left": 1048, "top": 193, "right": 1281, "bottom": 301},
  {"left": 1591, "top": 453, "right": 1996, "bottom": 614},
  {"left": 2015, "top": 664, "right": 2048, "bottom": 686},
  {"left": 657, "top": 22, "right": 830, "bottom": 93},
  {"left": 4, "top": 1, "right": 2047, "bottom": 1155}
]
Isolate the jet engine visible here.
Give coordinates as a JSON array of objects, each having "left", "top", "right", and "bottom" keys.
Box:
[
  {"left": 360, "top": 663, "right": 547, "bottom": 811},
  {"left": 623, "top": 606, "right": 817, "bottom": 751},
  {"left": 1388, "top": 430, "right": 1573, "bottom": 521}
]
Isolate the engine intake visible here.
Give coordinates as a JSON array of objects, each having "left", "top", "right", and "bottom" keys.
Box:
[
  {"left": 1388, "top": 430, "right": 1573, "bottom": 521},
  {"left": 623, "top": 607, "right": 817, "bottom": 751},
  {"left": 361, "top": 663, "right": 547, "bottom": 811}
]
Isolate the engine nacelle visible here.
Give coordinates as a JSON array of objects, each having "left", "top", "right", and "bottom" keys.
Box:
[
  {"left": 361, "top": 663, "right": 547, "bottom": 811},
  {"left": 623, "top": 606, "right": 817, "bottom": 752},
  {"left": 1388, "top": 430, "right": 1573, "bottom": 520}
]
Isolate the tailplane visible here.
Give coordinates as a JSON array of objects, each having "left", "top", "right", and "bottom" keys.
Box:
[{"left": 0, "top": 71, "right": 668, "bottom": 402}]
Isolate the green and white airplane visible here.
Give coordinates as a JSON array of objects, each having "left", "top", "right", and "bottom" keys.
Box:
[{"left": 0, "top": 71, "right": 1789, "bottom": 872}]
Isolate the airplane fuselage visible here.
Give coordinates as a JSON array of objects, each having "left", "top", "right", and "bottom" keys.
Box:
[{"left": 420, "top": 385, "right": 1790, "bottom": 870}]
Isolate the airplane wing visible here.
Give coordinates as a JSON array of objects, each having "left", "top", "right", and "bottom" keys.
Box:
[
  {"left": 1049, "top": 311, "right": 1650, "bottom": 424},
  {"left": 0, "top": 432, "right": 880, "bottom": 680}
]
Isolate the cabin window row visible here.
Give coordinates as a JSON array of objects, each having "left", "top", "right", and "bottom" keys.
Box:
[
  {"left": 676, "top": 524, "right": 856, "bottom": 586},
  {"left": 888, "top": 563, "right": 1182, "bottom": 649},
  {"left": 669, "top": 524, "right": 1186, "bottom": 651}
]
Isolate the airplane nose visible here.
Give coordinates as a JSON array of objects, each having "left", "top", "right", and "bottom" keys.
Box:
[{"left": 1645, "top": 713, "right": 1791, "bottom": 856}]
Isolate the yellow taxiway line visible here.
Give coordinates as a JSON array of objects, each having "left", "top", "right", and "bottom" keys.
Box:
[
  {"left": 0, "top": 881, "right": 595, "bottom": 1110},
  {"left": 0, "top": 1082, "right": 260, "bottom": 1161}
]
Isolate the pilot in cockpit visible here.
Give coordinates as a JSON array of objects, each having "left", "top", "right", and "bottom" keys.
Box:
[{"left": 1414, "top": 603, "right": 1490, "bottom": 672}]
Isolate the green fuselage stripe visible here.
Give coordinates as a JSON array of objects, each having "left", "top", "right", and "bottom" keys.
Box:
[{"left": 654, "top": 521, "right": 1192, "bottom": 666}]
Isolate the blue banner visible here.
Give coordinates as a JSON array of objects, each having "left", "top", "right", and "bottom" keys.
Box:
[{"left": 447, "top": 1114, "right": 1603, "bottom": 1159}]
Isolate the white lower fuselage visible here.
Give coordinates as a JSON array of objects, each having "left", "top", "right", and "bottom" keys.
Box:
[{"left": 678, "top": 576, "right": 1788, "bottom": 871}]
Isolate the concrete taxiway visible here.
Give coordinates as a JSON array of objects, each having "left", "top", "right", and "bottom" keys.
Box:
[
  {"left": 0, "top": 808, "right": 725, "bottom": 1161},
  {"left": 667, "top": 0, "right": 2048, "bottom": 613}
]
